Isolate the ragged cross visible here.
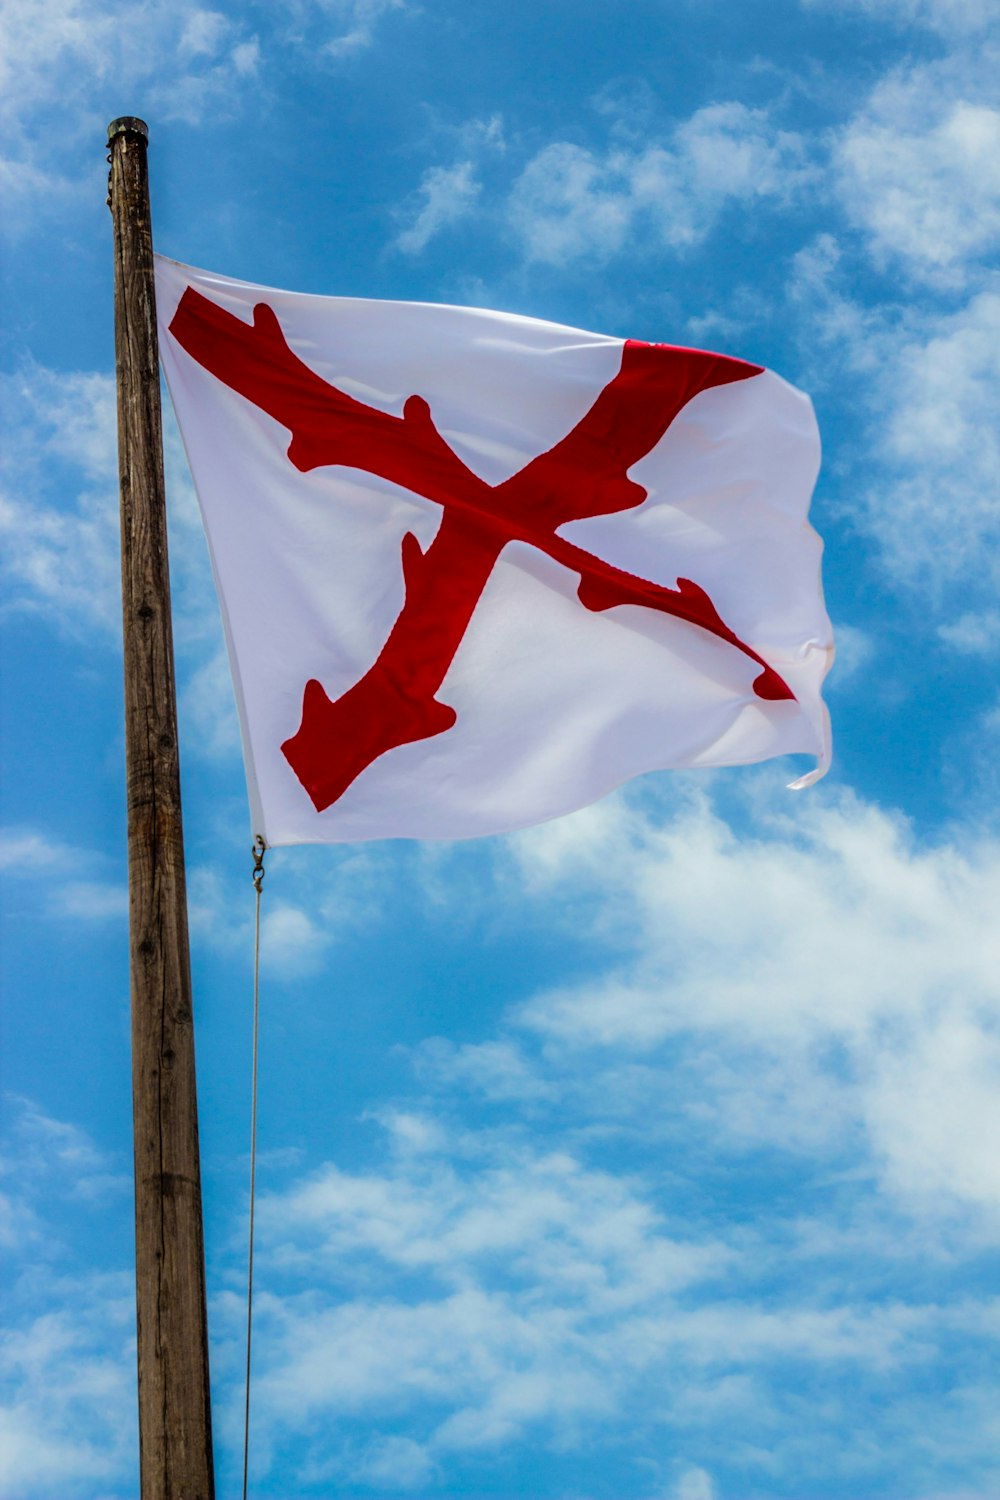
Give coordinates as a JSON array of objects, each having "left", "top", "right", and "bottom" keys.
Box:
[{"left": 169, "top": 290, "right": 793, "bottom": 812}]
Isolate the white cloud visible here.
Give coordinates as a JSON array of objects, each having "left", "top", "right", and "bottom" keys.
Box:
[
  {"left": 0, "top": 828, "right": 130, "bottom": 927},
  {"left": 353, "top": 1433, "right": 436, "bottom": 1488},
  {"left": 0, "top": 829, "right": 75, "bottom": 873},
  {"left": 509, "top": 142, "right": 633, "bottom": 264},
  {"left": 867, "top": 1017, "right": 1000, "bottom": 1208},
  {"left": 939, "top": 611, "right": 1000, "bottom": 655},
  {"left": 790, "top": 239, "right": 1000, "bottom": 595},
  {"left": 827, "top": 623, "right": 873, "bottom": 685},
  {"left": 836, "top": 62, "right": 1000, "bottom": 286},
  {"left": 0, "top": 369, "right": 121, "bottom": 632},
  {"left": 673, "top": 1468, "right": 716, "bottom": 1500},
  {"left": 0, "top": 0, "right": 260, "bottom": 208},
  {"left": 804, "top": 0, "right": 998, "bottom": 35},
  {"left": 185, "top": 842, "right": 388, "bottom": 978},
  {"left": 0, "top": 0, "right": 113, "bottom": 128},
  {"left": 0, "top": 0, "right": 265, "bottom": 243},
  {"left": 0, "top": 364, "right": 221, "bottom": 675},
  {"left": 503, "top": 785, "right": 1000, "bottom": 1220},
  {"left": 1, "top": 1106, "right": 131, "bottom": 1226},
  {"left": 508, "top": 103, "right": 809, "bottom": 265},
  {"left": 415, "top": 1036, "right": 558, "bottom": 1103},
  {"left": 395, "top": 115, "right": 505, "bottom": 255},
  {"left": 225, "top": 767, "right": 1000, "bottom": 1482},
  {"left": 396, "top": 161, "right": 481, "bottom": 254},
  {"left": 241, "top": 1051, "right": 1000, "bottom": 1483},
  {"left": 147, "top": 31, "right": 262, "bottom": 125},
  {"left": 0, "top": 0, "right": 396, "bottom": 181},
  {"left": 180, "top": 647, "right": 241, "bottom": 758},
  {"left": 261, "top": 901, "right": 332, "bottom": 975},
  {"left": 263, "top": 1137, "right": 726, "bottom": 1301},
  {"left": 864, "top": 290, "right": 1000, "bottom": 590},
  {"left": 325, "top": 0, "right": 406, "bottom": 57},
  {"left": 0, "top": 1370, "right": 132, "bottom": 1496},
  {"left": 56, "top": 880, "right": 128, "bottom": 920},
  {"left": 0, "top": 152, "right": 84, "bottom": 232},
  {"left": 250, "top": 1135, "right": 736, "bottom": 1460},
  {"left": 7, "top": 785, "right": 1000, "bottom": 1490},
  {"left": 177, "top": 7, "right": 230, "bottom": 57},
  {"left": 0, "top": 1102, "right": 135, "bottom": 1497},
  {"left": 188, "top": 785, "right": 1000, "bottom": 1486}
]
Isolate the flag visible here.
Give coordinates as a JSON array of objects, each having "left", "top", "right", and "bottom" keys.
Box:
[{"left": 155, "top": 256, "right": 833, "bottom": 846}]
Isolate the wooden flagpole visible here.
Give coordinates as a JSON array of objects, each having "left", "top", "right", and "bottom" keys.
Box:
[{"left": 107, "top": 116, "right": 215, "bottom": 1499}]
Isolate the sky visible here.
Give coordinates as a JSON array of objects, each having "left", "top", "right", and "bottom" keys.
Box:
[{"left": 1, "top": 0, "right": 999, "bottom": 1497}]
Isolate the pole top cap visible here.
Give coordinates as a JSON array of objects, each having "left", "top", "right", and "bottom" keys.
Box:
[{"left": 107, "top": 117, "right": 148, "bottom": 145}]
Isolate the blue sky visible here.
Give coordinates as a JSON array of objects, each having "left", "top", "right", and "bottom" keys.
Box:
[{"left": 2, "top": 1, "right": 999, "bottom": 1496}]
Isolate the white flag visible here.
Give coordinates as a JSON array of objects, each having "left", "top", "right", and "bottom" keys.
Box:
[{"left": 155, "top": 256, "right": 833, "bottom": 845}]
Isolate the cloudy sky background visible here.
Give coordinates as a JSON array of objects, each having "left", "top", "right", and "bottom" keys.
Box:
[{"left": 2, "top": 0, "right": 999, "bottom": 1496}]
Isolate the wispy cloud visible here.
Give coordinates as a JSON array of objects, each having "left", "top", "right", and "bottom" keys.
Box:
[
  {"left": 0, "top": 366, "right": 223, "bottom": 717},
  {"left": 504, "top": 786, "right": 1000, "bottom": 1219},
  {"left": 185, "top": 841, "right": 388, "bottom": 975},
  {"left": 939, "top": 611, "right": 1000, "bottom": 655},
  {"left": 836, "top": 55, "right": 1000, "bottom": 287},
  {"left": 251, "top": 1130, "right": 734, "bottom": 1461},
  {"left": 0, "top": 0, "right": 260, "bottom": 130},
  {"left": 142, "top": 786, "right": 1000, "bottom": 1493},
  {"left": 394, "top": 115, "right": 505, "bottom": 255},
  {"left": 180, "top": 647, "right": 242, "bottom": 759},
  {"left": 56, "top": 880, "right": 128, "bottom": 920},
  {"left": 0, "top": 829, "right": 76, "bottom": 873},
  {"left": 0, "top": 369, "right": 121, "bottom": 633},
  {"left": 318, "top": 0, "right": 408, "bottom": 59},
  {"left": 507, "top": 102, "right": 811, "bottom": 265},
  {"left": 243, "top": 1026, "right": 1000, "bottom": 1489},
  {"left": 0, "top": 827, "right": 128, "bottom": 924},
  {"left": 396, "top": 162, "right": 481, "bottom": 255},
  {"left": 5, "top": 785, "right": 1000, "bottom": 1494},
  {"left": 803, "top": 0, "right": 999, "bottom": 36},
  {"left": 864, "top": 287, "right": 1000, "bottom": 587},
  {"left": 0, "top": 1100, "right": 135, "bottom": 1497},
  {"left": 790, "top": 237, "right": 1000, "bottom": 598},
  {"left": 0, "top": 0, "right": 261, "bottom": 230},
  {"left": 671, "top": 1469, "right": 716, "bottom": 1500}
]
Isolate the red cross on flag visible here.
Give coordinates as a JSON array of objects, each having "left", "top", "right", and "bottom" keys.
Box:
[{"left": 155, "top": 256, "right": 833, "bottom": 846}]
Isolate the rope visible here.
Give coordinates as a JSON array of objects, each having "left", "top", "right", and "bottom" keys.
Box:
[{"left": 243, "top": 835, "right": 266, "bottom": 1500}]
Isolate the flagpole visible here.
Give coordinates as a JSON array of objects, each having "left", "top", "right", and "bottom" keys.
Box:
[{"left": 107, "top": 116, "right": 215, "bottom": 1499}]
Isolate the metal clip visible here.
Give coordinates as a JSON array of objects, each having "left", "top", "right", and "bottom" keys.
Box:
[{"left": 251, "top": 835, "right": 266, "bottom": 894}]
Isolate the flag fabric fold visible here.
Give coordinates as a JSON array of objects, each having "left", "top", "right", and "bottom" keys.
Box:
[{"left": 155, "top": 255, "right": 833, "bottom": 846}]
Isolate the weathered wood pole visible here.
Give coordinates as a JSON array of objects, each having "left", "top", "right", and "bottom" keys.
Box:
[{"left": 108, "top": 116, "right": 215, "bottom": 1500}]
